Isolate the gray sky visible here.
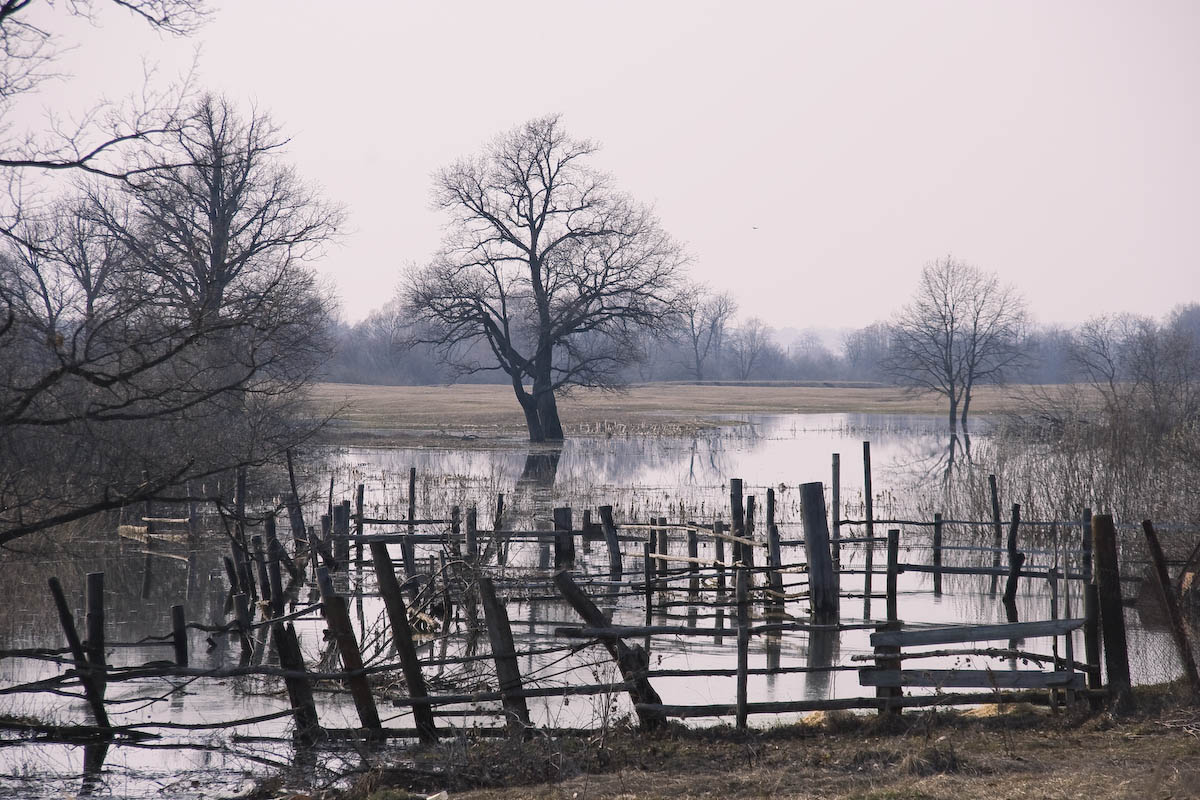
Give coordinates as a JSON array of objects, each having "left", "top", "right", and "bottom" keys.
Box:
[{"left": 23, "top": 0, "right": 1200, "bottom": 331}]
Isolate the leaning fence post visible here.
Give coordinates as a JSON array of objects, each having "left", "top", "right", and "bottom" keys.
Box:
[
  {"left": 272, "top": 621, "right": 321, "bottom": 744},
  {"left": 1142, "top": 520, "right": 1200, "bottom": 697},
  {"left": 315, "top": 566, "right": 383, "bottom": 734},
  {"left": 332, "top": 502, "right": 350, "bottom": 568},
  {"left": 1092, "top": 514, "right": 1134, "bottom": 712},
  {"left": 48, "top": 578, "right": 109, "bottom": 729},
  {"left": 656, "top": 516, "right": 669, "bottom": 581},
  {"left": 736, "top": 565, "right": 750, "bottom": 730},
  {"left": 554, "top": 571, "right": 666, "bottom": 730},
  {"left": 478, "top": 576, "right": 531, "bottom": 731},
  {"left": 370, "top": 541, "right": 437, "bottom": 742}
]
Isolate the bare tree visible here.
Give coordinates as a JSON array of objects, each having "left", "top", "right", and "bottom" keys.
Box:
[
  {"left": 677, "top": 282, "right": 736, "bottom": 381},
  {"left": 728, "top": 317, "right": 770, "bottom": 381},
  {"left": 885, "top": 257, "right": 1027, "bottom": 435},
  {"left": 404, "top": 115, "right": 684, "bottom": 442},
  {"left": 0, "top": 95, "right": 340, "bottom": 546}
]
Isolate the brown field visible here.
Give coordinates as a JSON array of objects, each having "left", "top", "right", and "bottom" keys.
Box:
[{"left": 306, "top": 382, "right": 1044, "bottom": 447}]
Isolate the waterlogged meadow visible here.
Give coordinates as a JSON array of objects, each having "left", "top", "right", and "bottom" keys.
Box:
[{"left": 1, "top": 412, "right": 1192, "bottom": 798}]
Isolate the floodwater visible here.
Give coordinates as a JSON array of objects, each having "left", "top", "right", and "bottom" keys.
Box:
[{"left": 0, "top": 413, "right": 1189, "bottom": 798}]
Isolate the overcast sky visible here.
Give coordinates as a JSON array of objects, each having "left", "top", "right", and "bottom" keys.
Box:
[{"left": 22, "top": 0, "right": 1200, "bottom": 332}]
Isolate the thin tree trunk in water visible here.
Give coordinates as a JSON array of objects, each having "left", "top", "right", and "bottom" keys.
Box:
[
  {"left": 960, "top": 386, "right": 972, "bottom": 434},
  {"left": 947, "top": 390, "right": 959, "bottom": 438}
]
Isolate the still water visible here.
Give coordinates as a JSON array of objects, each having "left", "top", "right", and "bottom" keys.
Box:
[{"left": 0, "top": 413, "right": 1184, "bottom": 798}]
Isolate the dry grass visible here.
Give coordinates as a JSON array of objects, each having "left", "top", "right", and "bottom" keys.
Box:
[
  {"left": 306, "top": 382, "right": 1050, "bottom": 447},
  {"left": 316, "top": 697, "right": 1200, "bottom": 800}
]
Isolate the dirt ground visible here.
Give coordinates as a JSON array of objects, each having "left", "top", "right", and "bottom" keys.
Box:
[
  {"left": 313, "top": 698, "right": 1200, "bottom": 800},
  {"left": 306, "top": 382, "right": 1043, "bottom": 447}
]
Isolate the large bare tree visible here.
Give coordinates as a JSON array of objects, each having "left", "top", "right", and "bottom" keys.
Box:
[
  {"left": 886, "top": 257, "right": 1027, "bottom": 435},
  {"left": 405, "top": 116, "right": 684, "bottom": 442}
]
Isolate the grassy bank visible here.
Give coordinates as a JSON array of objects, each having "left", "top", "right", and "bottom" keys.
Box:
[
  {"left": 306, "top": 382, "right": 1040, "bottom": 447},
  {"left": 280, "top": 686, "right": 1200, "bottom": 800}
]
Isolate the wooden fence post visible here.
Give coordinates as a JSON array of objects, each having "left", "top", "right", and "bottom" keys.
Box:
[
  {"left": 370, "top": 541, "right": 436, "bottom": 742},
  {"left": 332, "top": 502, "right": 350, "bottom": 567},
  {"left": 687, "top": 526, "right": 700, "bottom": 599},
  {"left": 315, "top": 566, "right": 383, "bottom": 734},
  {"left": 766, "top": 488, "right": 784, "bottom": 616},
  {"left": 599, "top": 505, "right": 623, "bottom": 582},
  {"left": 878, "top": 528, "right": 902, "bottom": 714},
  {"left": 643, "top": 541, "right": 654, "bottom": 626},
  {"left": 554, "top": 572, "right": 666, "bottom": 730},
  {"left": 989, "top": 474, "right": 1003, "bottom": 595},
  {"left": 714, "top": 521, "right": 727, "bottom": 594},
  {"left": 1092, "top": 514, "right": 1134, "bottom": 712},
  {"left": 354, "top": 483, "right": 365, "bottom": 569},
  {"left": 831, "top": 453, "right": 841, "bottom": 591},
  {"left": 272, "top": 621, "right": 321, "bottom": 744},
  {"left": 403, "top": 467, "right": 419, "bottom": 598},
  {"left": 85, "top": 573, "right": 105, "bottom": 693},
  {"left": 1002, "top": 504, "right": 1025, "bottom": 607},
  {"left": 233, "top": 593, "right": 254, "bottom": 661},
  {"left": 656, "top": 516, "right": 669, "bottom": 581},
  {"left": 1142, "top": 520, "right": 1200, "bottom": 696},
  {"left": 265, "top": 515, "right": 285, "bottom": 618},
  {"left": 863, "top": 442, "right": 875, "bottom": 620},
  {"left": 171, "top": 605, "right": 188, "bottom": 667},
  {"left": 932, "top": 512, "right": 944, "bottom": 596},
  {"left": 554, "top": 507, "right": 574, "bottom": 570},
  {"left": 466, "top": 506, "right": 479, "bottom": 564},
  {"left": 478, "top": 576, "right": 531, "bottom": 731},
  {"left": 730, "top": 479, "right": 746, "bottom": 565},
  {"left": 48, "top": 578, "right": 109, "bottom": 729},
  {"left": 736, "top": 565, "right": 750, "bottom": 730},
  {"left": 800, "top": 482, "right": 839, "bottom": 620},
  {"left": 745, "top": 496, "right": 757, "bottom": 572}
]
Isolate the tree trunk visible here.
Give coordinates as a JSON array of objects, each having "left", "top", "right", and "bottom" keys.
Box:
[
  {"left": 960, "top": 385, "right": 973, "bottom": 434},
  {"left": 512, "top": 381, "right": 545, "bottom": 443},
  {"left": 536, "top": 388, "right": 564, "bottom": 441},
  {"left": 947, "top": 390, "right": 959, "bottom": 438}
]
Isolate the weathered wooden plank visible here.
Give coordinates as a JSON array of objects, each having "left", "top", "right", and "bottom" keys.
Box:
[
  {"left": 870, "top": 618, "right": 1086, "bottom": 648},
  {"left": 858, "top": 668, "right": 1085, "bottom": 690}
]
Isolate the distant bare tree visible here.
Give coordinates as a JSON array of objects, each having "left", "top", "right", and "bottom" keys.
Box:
[
  {"left": 404, "top": 115, "right": 685, "bottom": 442},
  {"left": 885, "top": 257, "right": 1027, "bottom": 435},
  {"left": 729, "top": 317, "right": 770, "bottom": 381},
  {"left": 677, "top": 283, "right": 736, "bottom": 381},
  {"left": 843, "top": 322, "right": 891, "bottom": 381}
]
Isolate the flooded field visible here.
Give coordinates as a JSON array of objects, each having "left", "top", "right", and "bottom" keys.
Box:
[{"left": 1, "top": 412, "right": 1190, "bottom": 798}]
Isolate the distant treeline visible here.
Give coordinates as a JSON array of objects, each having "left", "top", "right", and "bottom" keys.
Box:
[{"left": 323, "top": 300, "right": 1200, "bottom": 389}]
